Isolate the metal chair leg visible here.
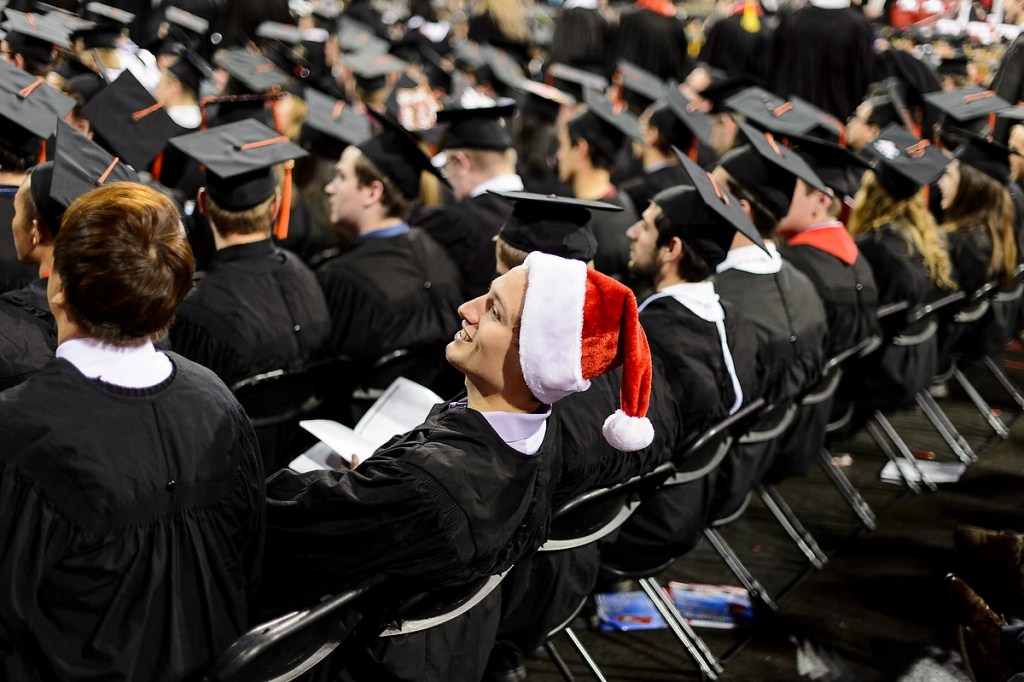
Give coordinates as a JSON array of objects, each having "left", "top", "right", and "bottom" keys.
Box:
[
  {"left": 564, "top": 627, "right": 610, "bottom": 682},
  {"left": 817, "top": 447, "right": 876, "bottom": 531},
  {"left": 757, "top": 484, "right": 828, "bottom": 569},
  {"left": 915, "top": 391, "right": 976, "bottom": 463},
  {"left": 636, "top": 577, "right": 720, "bottom": 679},
  {"left": 983, "top": 356, "right": 1024, "bottom": 411},
  {"left": 870, "top": 411, "right": 940, "bottom": 492},
  {"left": 866, "top": 418, "right": 923, "bottom": 494},
  {"left": 642, "top": 576, "right": 724, "bottom": 675},
  {"left": 545, "top": 639, "right": 577, "bottom": 682},
  {"left": 702, "top": 527, "right": 779, "bottom": 612},
  {"left": 953, "top": 367, "right": 1010, "bottom": 439}
]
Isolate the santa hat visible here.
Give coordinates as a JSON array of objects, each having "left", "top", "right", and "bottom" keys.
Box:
[{"left": 519, "top": 252, "right": 655, "bottom": 451}]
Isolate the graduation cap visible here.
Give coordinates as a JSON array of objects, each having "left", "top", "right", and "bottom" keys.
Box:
[
  {"left": 937, "top": 53, "right": 969, "bottom": 78},
  {"left": 0, "top": 60, "right": 75, "bottom": 139},
  {"left": 66, "top": 71, "right": 106, "bottom": 104},
  {"left": 652, "top": 151, "right": 763, "bottom": 268},
  {"left": 344, "top": 51, "right": 405, "bottom": 92},
  {"left": 789, "top": 133, "right": 870, "bottom": 199},
  {"left": 164, "top": 5, "right": 209, "bottom": 47},
  {"left": 615, "top": 59, "right": 667, "bottom": 113},
  {"left": 923, "top": 86, "right": 1011, "bottom": 132},
  {"left": 301, "top": 86, "right": 372, "bottom": 158},
  {"left": 717, "top": 120, "right": 827, "bottom": 221},
  {"left": 83, "top": 2, "right": 134, "bottom": 26},
  {"left": 660, "top": 87, "right": 714, "bottom": 148},
  {"left": 81, "top": 70, "right": 179, "bottom": 169},
  {"left": 71, "top": 21, "right": 122, "bottom": 49},
  {"left": 482, "top": 45, "right": 526, "bottom": 96},
  {"left": 435, "top": 99, "right": 517, "bottom": 151},
  {"left": 697, "top": 73, "right": 764, "bottom": 114},
  {"left": 520, "top": 79, "right": 575, "bottom": 123},
  {"left": 167, "top": 48, "right": 212, "bottom": 96},
  {"left": 2, "top": 10, "right": 66, "bottom": 61},
  {"left": 724, "top": 86, "right": 822, "bottom": 138},
  {"left": 356, "top": 110, "right": 448, "bottom": 199},
  {"left": 865, "top": 124, "right": 949, "bottom": 200},
  {"left": 569, "top": 88, "right": 640, "bottom": 163},
  {"left": 492, "top": 190, "right": 614, "bottom": 262},
  {"left": 950, "top": 127, "right": 1012, "bottom": 185},
  {"left": 548, "top": 62, "right": 608, "bottom": 101},
  {"left": 789, "top": 95, "right": 846, "bottom": 146},
  {"left": 214, "top": 47, "right": 291, "bottom": 94},
  {"left": 336, "top": 18, "right": 389, "bottom": 55},
  {"left": 30, "top": 119, "right": 139, "bottom": 232},
  {"left": 255, "top": 20, "right": 306, "bottom": 45},
  {"left": 169, "top": 117, "right": 307, "bottom": 212},
  {"left": 735, "top": 120, "right": 829, "bottom": 194}
]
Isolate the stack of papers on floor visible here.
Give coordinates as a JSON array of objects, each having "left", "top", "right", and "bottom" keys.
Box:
[
  {"left": 288, "top": 377, "right": 441, "bottom": 471},
  {"left": 880, "top": 460, "right": 966, "bottom": 485},
  {"left": 596, "top": 582, "right": 753, "bottom": 631}
]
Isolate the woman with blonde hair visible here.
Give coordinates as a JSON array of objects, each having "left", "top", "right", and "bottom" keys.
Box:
[
  {"left": 937, "top": 132, "right": 1019, "bottom": 358},
  {"left": 468, "top": 0, "right": 532, "bottom": 67},
  {"left": 847, "top": 127, "right": 955, "bottom": 407}
]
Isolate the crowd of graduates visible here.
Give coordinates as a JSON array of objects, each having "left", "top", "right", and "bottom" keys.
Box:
[{"left": 3, "top": 0, "right": 1024, "bottom": 679}]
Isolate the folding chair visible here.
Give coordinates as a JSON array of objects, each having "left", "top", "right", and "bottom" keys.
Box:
[
  {"left": 231, "top": 362, "right": 334, "bottom": 470},
  {"left": 807, "top": 334, "right": 883, "bottom": 531},
  {"left": 380, "top": 570, "right": 512, "bottom": 636},
  {"left": 539, "top": 462, "right": 676, "bottom": 682},
  {"left": 600, "top": 399, "right": 767, "bottom": 681},
  {"left": 203, "top": 574, "right": 386, "bottom": 682}
]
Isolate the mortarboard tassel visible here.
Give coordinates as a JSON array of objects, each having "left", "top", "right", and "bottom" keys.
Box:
[
  {"left": 688, "top": 136, "right": 699, "bottom": 163},
  {"left": 39, "top": 138, "right": 47, "bottom": 165},
  {"left": 741, "top": 0, "right": 761, "bottom": 32},
  {"left": 151, "top": 150, "right": 164, "bottom": 181},
  {"left": 274, "top": 159, "right": 294, "bottom": 241}
]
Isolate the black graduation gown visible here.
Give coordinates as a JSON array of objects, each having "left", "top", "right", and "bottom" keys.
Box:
[
  {"left": 589, "top": 188, "right": 638, "bottom": 278},
  {"left": 315, "top": 229, "right": 463, "bottom": 363},
  {"left": 850, "top": 226, "right": 940, "bottom": 408},
  {"left": 699, "top": 12, "right": 771, "bottom": 82},
  {"left": 414, "top": 192, "right": 511, "bottom": 299},
  {"left": 714, "top": 260, "right": 828, "bottom": 487},
  {"left": 494, "top": 366, "right": 680, "bottom": 659},
  {"left": 0, "top": 186, "right": 37, "bottom": 295},
  {"left": 170, "top": 239, "right": 331, "bottom": 386},
  {"left": 942, "top": 225, "right": 1010, "bottom": 360},
  {"left": 0, "top": 296, "right": 55, "bottom": 391},
  {"left": 619, "top": 163, "right": 689, "bottom": 219},
  {"left": 768, "top": 4, "right": 874, "bottom": 120},
  {"left": 0, "top": 354, "right": 265, "bottom": 682},
  {"left": 779, "top": 239, "right": 880, "bottom": 359},
  {"left": 604, "top": 293, "right": 760, "bottom": 566},
  {"left": 1, "top": 277, "right": 53, "bottom": 331},
  {"left": 993, "top": 32, "right": 1024, "bottom": 111},
  {"left": 614, "top": 7, "right": 692, "bottom": 82}
]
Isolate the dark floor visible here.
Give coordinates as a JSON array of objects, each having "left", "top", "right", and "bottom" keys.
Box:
[{"left": 524, "top": 353, "right": 1024, "bottom": 681}]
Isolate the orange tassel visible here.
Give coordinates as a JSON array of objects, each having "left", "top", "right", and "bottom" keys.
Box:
[
  {"left": 39, "top": 138, "right": 46, "bottom": 164},
  {"left": 274, "top": 160, "right": 294, "bottom": 241},
  {"left": 151, "top": 150, "right": 164, "bottom": 181},
  {"left": 688, "top": 136, "right": 699, "bottom": 162}
]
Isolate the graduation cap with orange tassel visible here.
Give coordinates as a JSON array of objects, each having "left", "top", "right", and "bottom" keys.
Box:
[{"left": 168, "top": 119, "right": 308, "bottom": 240}]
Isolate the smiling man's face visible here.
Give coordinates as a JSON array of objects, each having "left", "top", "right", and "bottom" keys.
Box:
[{"left": 446, "top": 266, "right": 528, "bottom": 400}]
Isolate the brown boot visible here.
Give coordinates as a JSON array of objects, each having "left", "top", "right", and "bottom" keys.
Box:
[
  {"left": 958, "top": 625, "right": 1017, "bottom": 682},
  {"left": 948, "top": 574, "right": 1007, "bottom": 656},
  {"left": 954, "top": 527, "right": 1024, "bottom": 594}
]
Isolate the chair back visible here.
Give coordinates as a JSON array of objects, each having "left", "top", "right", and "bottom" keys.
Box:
[
  {"left": 738, "top": 400, "right": 797, "bottom": 445},
  {"left": 379, "top": 570, "right": 511, "bottom": 637},
  {"left": 203, "top": 575, "right": 385, "bottom": 682},
  {"left": 665, "top": 398, "right": 766, "bottom": 486},
  {"left": 540, "top": 462, "right": 676, "bottom": 552},
  {"left": 954, "top": 282, "right": 997, "bottom": 324},
  {"left": 231, "top": 366, "right": 324, "bottom": 429}
]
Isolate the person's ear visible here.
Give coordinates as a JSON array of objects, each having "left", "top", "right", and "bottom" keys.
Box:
[
  {"left": 739, "top": 198, "right": 754, "bottom": 220},
  {"left": 661, "top": 236, "right": 684, "bottom": 263}
]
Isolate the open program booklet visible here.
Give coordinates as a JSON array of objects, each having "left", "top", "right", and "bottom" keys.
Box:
[{"left": 289, "top": 377, "right": 443, "bottom": 471}]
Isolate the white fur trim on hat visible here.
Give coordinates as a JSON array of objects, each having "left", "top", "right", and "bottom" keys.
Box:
[
  {"left": 520, "top": 252, "right": 590, "bottom": 405},
  {"left": 603, "top": 409, "right": 655, "bottom": 451}
]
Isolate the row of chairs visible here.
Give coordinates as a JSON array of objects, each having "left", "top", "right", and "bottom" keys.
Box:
[{"left": 212, "top": 272, "right": 1024, "bottom": 681}]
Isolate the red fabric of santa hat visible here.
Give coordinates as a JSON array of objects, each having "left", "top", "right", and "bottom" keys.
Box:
[{"left": 519, "top": 251, "right": 654, "bottom": 451}]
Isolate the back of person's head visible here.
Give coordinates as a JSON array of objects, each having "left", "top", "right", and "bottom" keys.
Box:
[
  {"left": 55, "top": 183, "right": 194, "bottom": 345},
  {"left": 941, "top": 162, "right": 1018, "bottom": 287},
  {"left": 849, "top": 170, "right": 955, "bottom": 289},
  {"left": 353, "top": 150, "right": 412, "bottom": 220},
  {"left": 205, "top": 191, "right": 276, "bottom": 237},
  {"left": 723, "top": 176, "right": 779, "bottom": 239}
]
